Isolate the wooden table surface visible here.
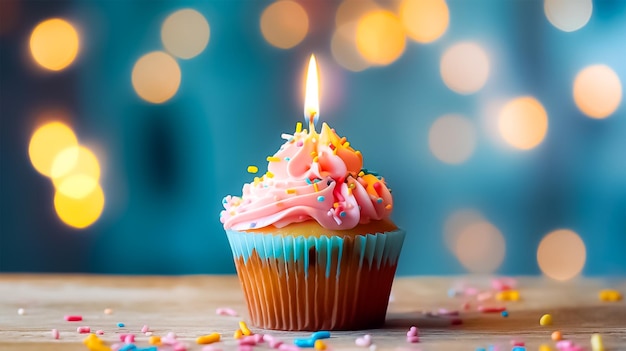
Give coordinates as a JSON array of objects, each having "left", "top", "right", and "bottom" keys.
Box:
[{"left": 0, "top": 275, "right": 624, "bottom": 351}]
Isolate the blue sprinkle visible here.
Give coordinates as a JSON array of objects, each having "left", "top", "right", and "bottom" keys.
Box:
[
  {"left": 311, "top": 331, "right": 331, "bottom": 340},
  {"left": 339, "top": 211, "right": 346, "bottom": 217},
  {"left": 117, "top": 322, "right": 125, "bottom": 328},
  {"left": 285, "top": 157, "right": 291, "bottom": 161},
  {"left": 306, "top": 178, "right": 312, "bottom": 184},
  {"left": 136, "top": 347, "right": 157, "bottom": 351},
  {"left": 317, "top": 196, "right": 325, "bottom": 202},
  {"left": 376, "top": 198, "right": 383, "bottom": 203},
  {"left": 512, "top": 347, "right": 526, "bottom": 351},
  {"left": 250, "top": 222, "right": 256, "bottom": 228},
  {"left": 294, "top": 338, "right": 315, "bottom": 348},
  {"left": 119, "top": 344, "right": 137, "bottom": 351},
  {"left": 501, "top": 310, "right": 509, "bottom": 317},
  {"left": 475, "top": 348, "right": 486, "bottom": 351}
]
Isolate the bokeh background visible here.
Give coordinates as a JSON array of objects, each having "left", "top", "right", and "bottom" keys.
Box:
[{"left": 1, "top": 0, "right": 625, "bottom": 279}]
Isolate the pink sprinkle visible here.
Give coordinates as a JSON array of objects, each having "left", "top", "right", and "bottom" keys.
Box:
[
  {"left": 511, "top": 340, "right": 525, "bottom": 346},
  {"left": 263, "top": 334, "right": 276, "bottom": 343},
  {"left": 167, "top": 332, "right": 178, "bottom": 339},
  {"left": 406, "top": 326, "right": 419, "bottom": 337},
  {"left": 51, "top": 329, "right": 59, "bottom": 340},
  {"left": 269, "top": 340, "right": 284, "bottom": 349},
  {"left": 174, "top": 343, "right": 187, "bottom": 351},
  {"left": 278, "top": 344, "right": 300, "bottom": 351},
  {"left": 203, "top": 346, "right": 222, "bottom": 351},
  {"left": 111, "top": 343, "right": 122, "bottom": 351},
  {"left": 478, "top": 305, "right": 506, "bottom": 313},
  {"left": 556, "top": 340, "right": 574, "bottom": 349},
  {"left": 355, "top": 335, "right": 372, "bottom": 347},
  {"left": 216, "top": 307, "right": 238, "bottom": 316},
  {"left": 492, "top": 277, "right": 517, "bottom": 291},
  {"left": 141, "top": 325, "right": 149, "bottom": 333},
  {"left": 96, "top": 330, "right": 104, "bottom": 335},
  {"left": 296, "top": 141, "right": 303, "bottom": 147},
  {"left": 77, "top": 326, "right": 90, "bottom": 334},
  {"left": 64, "top": 315, "right": 82, "bottom": 322},
  {"left": 239, "top": 336, "right": 258, "bottom": 346},
  {"left": 124, "top": 334, "right": 135, "bottom": 343},
  {"left": 253, "top": 334, "right": 264, "bottom": 343},
  {"left": 406, "top": 336, "right": 419, "bottom": 343}
]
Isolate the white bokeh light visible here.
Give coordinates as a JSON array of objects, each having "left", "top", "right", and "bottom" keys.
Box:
[{"left": 544, "top": 0, "right": 592, "bottom": 32}]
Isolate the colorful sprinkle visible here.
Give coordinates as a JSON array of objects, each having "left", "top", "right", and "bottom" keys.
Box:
[
  {"left": 385, "top": 204, "right": 392, "bottom": 210},
  {"left": 539, "top": 314, "right": 552, "bottom": 326},
  {"left": 149, "top": 336, "right": 161, "bottom": 345},
  {"left": 267, "top": 156, "right": 281, "bottom": 162},
  {"left": 247, "top": 166, "right": 258, "bottom": 174},
  {"left": 197, "top": 333, "right": 221, "bottom": 344},
  {"left": 313, "top": 182, "right": 319, "bottom": 192},
  {"left": 355, "top": 335, "right": 372, "bottom": 347},
  {"left": 294, "top": 338, "right": 314, "bottom": 347},
  {"left": 501, "top": 310, "right": 509, "bottom": 317},
  {"left": 51, "top": 329, "right": 59, "bottom": 340},
  {"left": 310, "top": 331, "right": 330, "bottom": 340},
  {"left": 77, "top": 326, "right": 91, "bottom": 334},
  {"left": 216, "top": 307, "right": 238, "bottom": 316},
  {"left": 141, "top": 325, "right": 149, "bottom": 333},
  {"left": 266, "top": 171, "right": 274, "bottom": 178},
  {"left": 295, "top": 122, "right": 302, "bottom": 133},
  {"left": 64, "top": 315, "right": 83, "bottom": 322},
  {"left": 591, "top": 333, "right": 605, "bottom": 351},
  {"left": 496, "top": 290, "right": 520, "bottom": 301},
  {"left": 96, "top": 330, "right": 104, "bottom": 335},
  {"left": 598, "top": 289, "right": 622, "bottom": 302},
  {"left": 478, "top": 306, "right": 506, "bottom": 313},
  {"left": 117, "top": 322, "right": 125, "bottom": 328},
  {"left": 239, "top": 321, "right": 252, "bottom": 336},
  {"left": 104, "top": 308, "right": 113, "bottom": 315},
  {"left": 314, "top": 340, "right": 326, "bottom": 350},
  {"left": 286, "top": 189, "right": 296, "bottom": 194},
  {"left": 317, "top": 196, "right": 324, "bottom": 202},
  {"left": 551, "top": 331, "right": 562, "bottom": 341},
  {"left": 234, "top": 329, "right": 243, "bottom": 339}
]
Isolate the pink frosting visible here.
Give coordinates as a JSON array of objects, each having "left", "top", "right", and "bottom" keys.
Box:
[{"left": 220, "top": 122, "right": 394, "bottom": 230}]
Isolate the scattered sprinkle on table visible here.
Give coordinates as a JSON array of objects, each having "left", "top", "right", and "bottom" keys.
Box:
[
  {"left": 551, "top": 331, "right": 562, "bottom": 341},
  {"left": 539, "top": 314, "right": 552, "bottom": 326},
  {"left": 65, "top": 315, "right": 82, "bottom": 322},
  {"left": 598, "top": 289, "right": 622, "bottom": 302},
  {"left": 117, "top": 322, "right": 125, "bottom": 328},
  {"left": 501, "top": 310, "right": 509, "bottom": 317}
]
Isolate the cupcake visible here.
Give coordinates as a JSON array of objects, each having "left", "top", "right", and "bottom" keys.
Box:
[{"left": 220, "top": 121, "right": 405, "bottom": 331}]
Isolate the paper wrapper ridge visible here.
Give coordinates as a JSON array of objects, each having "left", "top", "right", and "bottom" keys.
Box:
[{"left": 226, "top": 229, "right": 405, "bottom": 331}]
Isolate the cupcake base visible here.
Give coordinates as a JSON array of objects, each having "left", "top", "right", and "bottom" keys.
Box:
[{"left": 227, "top": 229, "right": 405, "bottom": 331}]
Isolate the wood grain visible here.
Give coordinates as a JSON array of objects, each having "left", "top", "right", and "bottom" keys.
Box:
[{"left": 0, "top": 275, "right": 624, "bottom": 350}]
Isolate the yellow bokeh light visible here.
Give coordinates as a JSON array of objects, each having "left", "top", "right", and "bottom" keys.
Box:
[
  {"left": 29, "top": 122, "right": 78, "bottom": 177},
  {"left": 537, "top": 229, "right": 586, "bottom": 281},
  {"left": 444, "top": 209, "right": 484, "bottom": 253},
  {"left": 573, "top": 64, "right": 622, "bottom": 119},
  {"left": 498, "top": 96, "right": 548, "bottom": 150},
  {"left": 161, "top": 9, "right": 210, "bottom": 59},
  {"left": 331, "top": 23, "right": 371, "bottom": 72},
  {"left": 356, "top": 11, "right": 406, "bottom": 66},
  {"left": 29, "top": 18, "right": 79, "bottom": 71},
  {"left": 260, "top": 0, "right": 309, "bottom": 49},
  {"left": 54, "top": 184, "right": 105, "bottom": 229},
  {"left": 51, "top": 146, "right": 101, "bottom": 198},
  {"left": 544, "top": 0, "right": 592, "bottom": 32},
  {"left": 455, "top": 220, "right": 506, "bottom": 274},
  {"left": 428, "top": 114, "right": 476, "bottom": 164},
  {"left": 399, "top": 0, "right": 449, "bottom": 43},
  {"left": 440, "top": 42, "right": 490, "bottom": 94},
  {"left": 131, "top": 51, "right": 181, "bottom": 104}
]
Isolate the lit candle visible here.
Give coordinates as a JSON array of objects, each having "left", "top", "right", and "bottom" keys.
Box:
[{"left": 304, "top": 54, "right": 319, "bottom": 131}]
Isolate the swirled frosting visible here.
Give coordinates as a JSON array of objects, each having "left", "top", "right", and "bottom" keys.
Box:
[{"left": 220, "top": 122, "right": 394, "bottom": 230}]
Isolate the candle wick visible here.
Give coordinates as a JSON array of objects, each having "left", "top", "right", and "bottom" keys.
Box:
[{"left": 309, "top": 112, "right": 317, "bottom": 133}]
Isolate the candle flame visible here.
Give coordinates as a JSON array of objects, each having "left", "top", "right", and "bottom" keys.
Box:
[{"left": 304, "top": 54, "right": 319, "bottom": 130}]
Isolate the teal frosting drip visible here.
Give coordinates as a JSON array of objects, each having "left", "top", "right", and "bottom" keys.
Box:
[{"left": 226, "top": 229, "right": 405, "bottom": 278}]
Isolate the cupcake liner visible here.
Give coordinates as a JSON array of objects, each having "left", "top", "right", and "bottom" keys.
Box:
[{"left": 226, "top": 229, "right": 405, "bottom": 331}]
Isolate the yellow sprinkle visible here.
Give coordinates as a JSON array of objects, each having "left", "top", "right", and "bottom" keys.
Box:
[
  {"left": 343, "top": 141, "right": 350, "bottom": 148},
  {"left": 266, "top": 171, "right": 274, "bottom": 178},
  {"left": 314, "top": 339, "right": 327, "bottom": 350},
  {"left": 149, "top": 336, "right": 161, "bottom": 345},
  {"left": 233, "top": 329, "right": 243, "bottom": 339},
  {"left": 358, "top": 171, "right": 365, "bottom": 177},
  {"left": 310, "top": 151, "right": 317, "bottom": 157},
  {"left": 83, "top": 334, "right": 103, "bottom": 345},
  {"left": 333, "top": 202, "right": 339, "bottom": 208},
  {"left": 348, "top": 183, "right": 355, "bottom": 189},
  {"left": 313, "top": 156, "right": 319, "bottom": 163},
  {"left": 313, "top": 182, "right": 319, "bottom": 192},
  {"left": 239, "top": 321, "right": 252, "bottom": 336},
  {"left": 348, "top": 188, "right": 352, "bottom": 196},
  {"left": 591, "top": 333, "right": 605, "bottom": 351},
  {"left": 539, "top": 344, "right": 553, "bottom": 351},
  {"left": 295, "top": 122, "right": 302, "bottom": 133},
  {"left": 539, "top": 314, "right": 552, "bottom": 326},
  {"left": 267, "top": 156, "right": 281, "bottom": 162},
  {"left": 247, "top": 166, "right": 258, "bottom": 174},
  {"left": 286, "top": 189, "right": 296, "bottom": 194},
  {"left": 496, "top": 290, "right": 520, "bottom": 301},
  {"left": 333, "top": 148, "right": 338, "bottom": 155},
  {"left": 599, "top": 289, "right": 622, "bottom": 302},
  {"left": 355, "top": 150, "right": 361, "bottom": 157},
  {"left": 196, "top": 333, "right": 221, "bottom": 344}
]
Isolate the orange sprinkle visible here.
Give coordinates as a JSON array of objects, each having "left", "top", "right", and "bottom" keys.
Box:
[
  {"left": 149, "top": 336, "right": 161, "bottom": 345},
  {"left": 348, "top": 188, "right": 353, "bottom": 196},
  {"left": 286, "top": 189, "right": 296, "bottom": 194},
  {"left": 310, "top": 151, "right": 317, "bottom": 157},
  {"left": 266, "top": 172, "right": 274, "bottom": 178},
  {"left": 266, "top": 156, "right": 281, "bottom": 162},
  {"left": 355, "top": 150, "right": 361, "bottom": 156},
  {"left": 339, "top": 137, "right": 347, "bottom": 144},
  {"left": 385, "top": 204, "right": 392, "bottom": 210},
  {"left": 333, "top": 202, "right": 339, "bottom": 208},
  {"left": 295, "top": 122, "right": 302, "bottom": 133},
  {"left": 233, "top": 329, "right": 243, "bottom": 339}
]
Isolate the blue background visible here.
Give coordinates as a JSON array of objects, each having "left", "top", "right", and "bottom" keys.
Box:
[{"left": 1, "top": 0, "right": 625, "bottom": 275}]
